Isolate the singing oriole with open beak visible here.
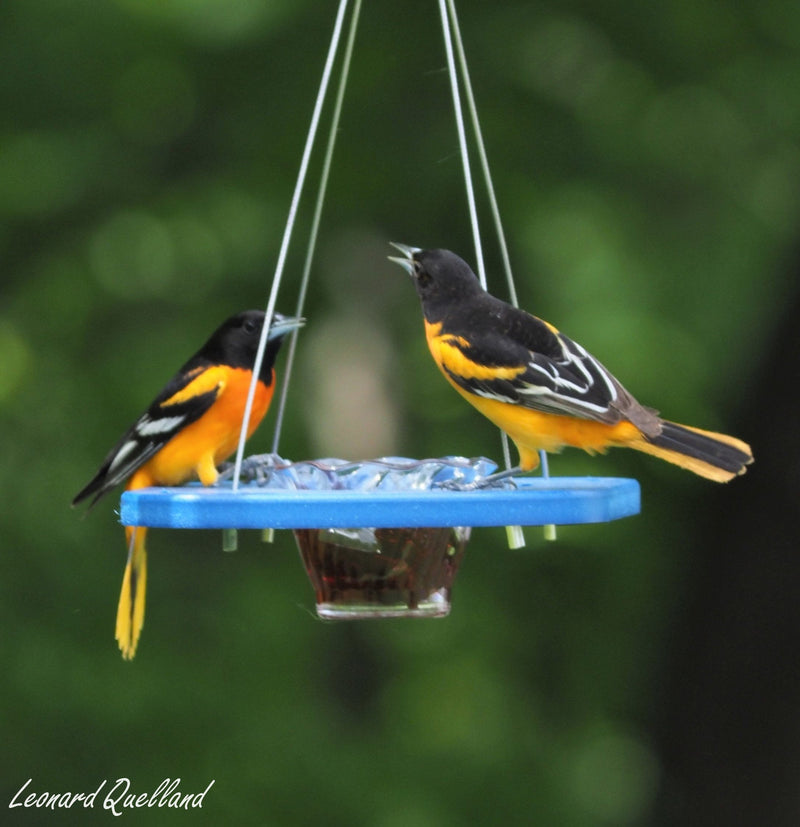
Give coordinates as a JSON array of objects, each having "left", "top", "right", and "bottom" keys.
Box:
[
  {"left": 73, "top": 310, "right": 303, "bottom": 659},
  {"left": 390, "top": 244, "right": 752, "bottom": 482}
]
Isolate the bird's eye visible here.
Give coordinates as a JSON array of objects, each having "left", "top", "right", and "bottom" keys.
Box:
[
  {"left": 414, "top": 261, "right": 431, "bottom": 287},
  {"left": 243, "top": 318, "right": 259, "bottom": 334}
]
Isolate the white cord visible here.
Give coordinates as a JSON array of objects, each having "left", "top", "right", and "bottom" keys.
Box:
[
  {"left": 271, "top": 0, "right": 362, "bottom": 454},
  {"left": 232, "top": 0, "right": 351, "bottom": 491},
  {"left": 444, "top": 0, "right": 521, "bottom": 476},
  {"left": 438, "top": 0, "right": 486, "bottom": 289},
  {"left": 446, "top": 0, "right": 518, "bottom": 309},
  {"left": 442, "top": 1, "right": 548, "bottom": 543}
]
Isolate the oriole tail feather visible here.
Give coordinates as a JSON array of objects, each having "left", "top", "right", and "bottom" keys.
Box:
[
  {"left": 116, "top": 526, "right": 147, "bottom": 660},
  {"left": 631, "top": 421, "right": 753, "bottom": 483}
]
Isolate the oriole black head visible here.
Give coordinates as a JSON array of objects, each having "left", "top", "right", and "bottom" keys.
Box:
[
  {"left": 72, "top": 308, "right": 303, "bottom": 511},
  {"left": 390, "top": 244, "right": 484, "bottom": 322},
  {"left": 186, "top": 310, "right": 302, "bottom": 384}
]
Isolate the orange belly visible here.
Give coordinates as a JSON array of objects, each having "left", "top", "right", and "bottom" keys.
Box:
[
  {"left": 129, "top": 368, "right": 273, "bottom": 489},
  {"left": 448, "top": 378, "right": 641, "bottom": 471}
]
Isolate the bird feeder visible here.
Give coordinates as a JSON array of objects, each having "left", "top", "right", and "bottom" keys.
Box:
[{"left": 118, "top": 0, "right": 641, "bottom": 621}]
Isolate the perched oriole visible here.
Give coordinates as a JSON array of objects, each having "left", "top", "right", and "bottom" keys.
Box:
[
  {"left": 390, "top": 244, "right": 753, "bottom": 482},
  {"left": 73, "top": 310, "right": 303, "bottom": 659}
]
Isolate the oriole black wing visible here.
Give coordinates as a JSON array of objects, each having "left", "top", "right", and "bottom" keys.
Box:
[
  {"left": 72, "top": 362, "right": 223, "bottom": 508},
  {"left": 433, "top": 304, "right": 662, "bottom": 436}
]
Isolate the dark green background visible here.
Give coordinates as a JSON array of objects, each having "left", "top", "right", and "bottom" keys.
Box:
[{"left": 3, "top": 1, "right": 798, "bottom": 824}]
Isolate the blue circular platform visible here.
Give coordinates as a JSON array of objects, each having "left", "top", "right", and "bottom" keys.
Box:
[{"left": 120, "top": 476, "right": 640, "bottom": 530}]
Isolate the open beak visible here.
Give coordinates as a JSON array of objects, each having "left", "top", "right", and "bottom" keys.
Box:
[
  {"left": 388, "top": 241, "right": 421, "bottom": 276},
  {"left": 268, "top": 313, "right": 305, "bottom": 340}
]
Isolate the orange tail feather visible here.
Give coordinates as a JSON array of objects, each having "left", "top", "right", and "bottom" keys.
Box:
[
  {"left": 116, "top": 526, "right": 147, "bottom": 660},
  {"left": 631, "top": 421, "right": 753, "bottom": 482}
]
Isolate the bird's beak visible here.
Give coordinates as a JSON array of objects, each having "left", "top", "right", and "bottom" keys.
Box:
[
  {"left": 388, "top": 241, "right": 421, "bottom": 276},
  {"left": 268, "top": 313, "right": 305, "bottom": 340}
]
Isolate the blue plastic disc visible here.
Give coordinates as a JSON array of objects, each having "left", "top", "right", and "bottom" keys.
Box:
[{"left": 120, "top": 476, "right": 640, "bottom": 530}]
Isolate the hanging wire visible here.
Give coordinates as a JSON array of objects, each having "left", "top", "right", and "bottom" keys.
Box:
[
  {"left": 445, "top": 0, "right": 517, "bottom": 309},
  {"left": 437, "top": 0, "right": 486, "bottom": 289},
  {"left": 438, "top": 0, "right": 524, "bottom": 546},
  {"left": 231, "top": 0, "right": 351, "bottom": 492},
  {"left": 271, "top": 0, "right": 362, "bottom": 454},
  {"left": 231, "top": 0, "right": 552, "bottom": 543},
  {"left": 444, "top": 0, "right": 517, "bottom": 479},
  {"left": 447, "top": 0, "right": 550, "bottom": 494},
  {"left": 441, "top": 0, "right": 556, "bottom": 544}
]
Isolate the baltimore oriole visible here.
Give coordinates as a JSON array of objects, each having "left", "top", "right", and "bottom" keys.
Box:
[
  {"left": 390, "top": 245, "right": 753, "bottom": 482},
  {"left": 73, "top": 310, "right": 303, "bottom": 659}
]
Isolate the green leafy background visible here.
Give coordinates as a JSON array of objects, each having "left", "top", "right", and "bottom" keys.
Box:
[{"left": 3, "top": 1, "right": 798, "bottom": 824}]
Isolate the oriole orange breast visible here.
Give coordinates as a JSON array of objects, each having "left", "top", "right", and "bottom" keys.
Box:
[
  {"left": 73, "top": 310, "right": 304, "bottom": 659},
  {"left": 390, "top": 244, "right": 753, "bottom": 483},
  {"left": 128, "top": 365, "right": 274, "bottom": 490}
]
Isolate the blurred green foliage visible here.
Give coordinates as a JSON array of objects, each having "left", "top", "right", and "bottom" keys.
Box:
[{"left": 2, "top": 0, "right": 797, "bottom": 824}]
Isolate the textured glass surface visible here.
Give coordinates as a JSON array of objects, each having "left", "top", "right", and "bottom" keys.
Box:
[{"left": 224, "top": 454, "right": 500, "bottom": 490}]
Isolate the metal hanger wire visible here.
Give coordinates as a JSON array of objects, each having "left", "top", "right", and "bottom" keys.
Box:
[{"left": 232, "top": 1, "right": 551, "bottom": 544}]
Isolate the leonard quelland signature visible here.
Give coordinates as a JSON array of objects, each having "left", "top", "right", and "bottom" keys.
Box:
[{"left": 9, "top": 777, "right": 215, "bottom": 816}]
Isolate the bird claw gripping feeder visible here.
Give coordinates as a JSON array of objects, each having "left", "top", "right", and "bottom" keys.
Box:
[{"left": 118, "top": 0, "right": 642, "bottom": 623}]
